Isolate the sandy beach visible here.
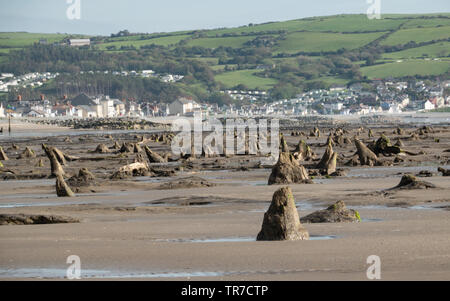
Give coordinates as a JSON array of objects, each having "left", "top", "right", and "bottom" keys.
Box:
[
  {"left": 0, "top": 119, "right": 70, "bottom": 135},
  {"left": 0, "top": 120, "right": 449, "bottom": 280}
]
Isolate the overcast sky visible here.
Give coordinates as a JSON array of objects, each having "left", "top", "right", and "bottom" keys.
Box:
[{"left": 0, "top": 0, "right": 449, "bottom": 35}]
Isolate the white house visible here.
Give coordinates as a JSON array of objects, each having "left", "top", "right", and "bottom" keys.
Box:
[
  {"left": 142, "top": 70, "right": 155, "bottom": 75},
  {"left": 113, "top": 99, "right": 126, "bottom": 116},
  {"left": 123, "top": 101, "right": 143, "bottom": 117},
  {"left": 423, "top": 100, "right": 435, "bottom": 110},
  {"left": 53, "top": 105, "right": 74, "bottom": 117},
  {"left": 70, "top": 93, "right": 102, "bottom": 117},
  {"left": 399, "top": 96, "right": 410, "bottom": 108},
  {"left": 168, "top": 98, "right": 200, "bottom": 116},
  {"left": 69, "top": 39, "right": 90, "bottom": 47},
  {"left": 72, "top": 107, "right": 83, "bottom": 118},
  {"left": 324, "top": 102, "right": 343, "bottom": 111},
  {"left": 0, "top": 73, "right": 14, "bottom": 79},
  {"left": 388, "top": 104, "right": 403, "bottom": 114},
  {"left": 78, "top": 105, "right": 98, "bottom": 118},
  {"left": 101, "top": 99, "right": 115, "bottom": 117},
  {"left": 330, "top": 86, "right": 346, "bottom": 92},
  {"left": 24, "top": 109, "right": 46, "bottom": 118}
]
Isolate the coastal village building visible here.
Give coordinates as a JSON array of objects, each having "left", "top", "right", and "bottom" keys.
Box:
[
  {"left": 113, "top": 99, "right": 126, "bottom": 116},
  {"left": 69, "top": 39, "right": 91, "bottom": 47},
  {"left": 77, "top": 105, "right": 98, "bottom": 118},
  {"left": 23, "top": 109, "right": 46, "bottom": 118},
  {"left": 0, "top": 78, "right": 447, "bottom": 118},
  {"left": 169, "top": 97, "right": 200, "bottom": 116},
  {"left": 68, "top": 93, "right": 125, "bottom": 118},
  {"left": 124, "top": 101, "right": 144, "bottom": 117},
  {"left": 95, "top": 95, "right": 116, "bottom": 118},
  {"left": 53, "top": 105, "right": 74, "bottom": 117},
  {"left": 423, "top": 100, "right": 435, "bottom": 110},
  {"left": 69, "top": 93, "right": 102, "bottom": 118}
]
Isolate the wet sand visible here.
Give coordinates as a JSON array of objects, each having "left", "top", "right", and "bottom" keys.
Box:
[
  {"left": 1, "top": 123, "right": 450, "bottom": 280},
  {"left": 0, "top": 119, "right": 69, "bottom": 134}
]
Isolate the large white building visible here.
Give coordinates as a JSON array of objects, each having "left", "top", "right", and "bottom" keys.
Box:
[
  {"left": 77, "top": 105, "right": 99, "bottom": 118},
  {"left": 92, "top": 95, "right": 117, "bottom": 118},
  {"left": 69, "top": 39, "right": 91, "bottom": 47},
  {"left": 70, "top": 94, "right": 123, "bottom": 117},
  {"left": 0, "top": 103, "right": 5, "bottom": 117},
  {"left": 423, "top": 100, "right": 435, "bottom": 110},
  {"left": 70, "top": 93, "right": 101, "bottom": 117},
  {"left": 168, "top": 98, "right": 200, "bottom": 116}
]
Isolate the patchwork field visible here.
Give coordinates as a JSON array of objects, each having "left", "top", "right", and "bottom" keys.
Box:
[
  {"left": 97, "top": 34, "right": 190, "bottom": 50},
  {"left": 382, "top": 42, "right": 450, "bottom": 59},
  {"left": 275, "top": 31, "right": 385, "bottom": 54},
  {"left": 215, "top": 69, "right": 279, "bottom": 89},
  {"left": 381, "top": 26, "right": 450, "bottom": 46},
  {"left": 361, "top": 59, "right": 450, "bottom": 79},
  {"left": 186, "top": 36, "right": 256, "bottom": 48},
  {"left": 297, "top": 14, "right": 405, "bottom": 33},
  {"left": 0, "top": 32, "right": 81, "bottom": 48}
]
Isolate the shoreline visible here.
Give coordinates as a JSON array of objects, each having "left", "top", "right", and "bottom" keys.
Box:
[{"left": 0, "top": 119, "right": 70, "bottom": 133}]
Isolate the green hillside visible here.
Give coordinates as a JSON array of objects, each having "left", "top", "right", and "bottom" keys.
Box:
[
  {"left": 0, "top": 32, "right": 86, "bottom": 47},
  {"left": 274, "top": 31, "right": 385, "bottom": 54},
  {"left": 97, "top": 34, "right": 190, "bottom": 50},
  {"left": 186, "top": 36, "right": 255, "bottom": 48},
  {"left": 0, "top": 13, "right": 449, "bottom": 97},
  {"left": 361, "top": 59, "right": 450, "bottom": 79},
  {"left": 215, "top": 69, "right": 279, "bottom": 89},
  {"left": 382, "top": 42, "right": 450, "bottom": 59},
  {"left": 381, "top": 26, "right": 450, "bottom": 45}
]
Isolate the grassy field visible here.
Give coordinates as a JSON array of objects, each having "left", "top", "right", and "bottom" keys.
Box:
[
  {"left": 215, "top": 69, "right": 351, "bottom": 90},
  {"left": 191, "top": 57, "right": 220, "bottom": 65},
  {"left": 384, "top": 13, "right": 450, "bottom": 18},
  {"left": 0, "top": 48, "right": 21, "bottom": 54},
  {"left": 0, "top": 32, "right": 77, "bottom": 48},
  {"left": 98, "top": 35, "right": 190, "bottom": 50},
  {"left": 93, "top": 14, "right": 450, "bottom": 53},
  {"left": 381, "top": 26, "right": 450, "bottom": 46},
  {"left": 204, "top": 19, "right": 316, "bottom": 37},
  {"left": 361, "top": 59, "right": 450, "bottom": 79},
  {"left": 205, "top": 14, "right": 413, "bottom": 36},
  {"left": 401, "top": 18, "right": 450, "bottom": 29},
  {"left": 298, "top": 15, "right": 406, "bottom": 33},
  {"left": 382, "top": 42, "right": 450, "bottom": 59},
  {"left": 215, "top": 69, "right": 279, "bottom": 89},
  {"left": 275, "top": 31, "right": 385, "bottom": 54},
  {"left": 186, "top": 36, "right": 256, "bottom": 48},
  {"left": 99, "top": 34, "right": 256, "bottom": 50}
]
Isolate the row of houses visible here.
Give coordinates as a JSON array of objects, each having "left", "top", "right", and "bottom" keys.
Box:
[
  {"left": 0, "top": 94, "right": 144, "bottom": 118},
  {"left": 0, "top": 94, "right": 204, "bottom": 118},
  {"left": 0, "top": 72, "right": 58, "bottom": 92},
  {"left": 1, "top": 77, "right": 448, "bottom": 119},
  {"left": 78, "top": 69, "right": 185, "bottom": 83}
]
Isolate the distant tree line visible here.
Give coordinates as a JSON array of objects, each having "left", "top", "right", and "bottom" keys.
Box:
[{"left": 0, "top": 44, "right": 217, "bottom": 87}]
